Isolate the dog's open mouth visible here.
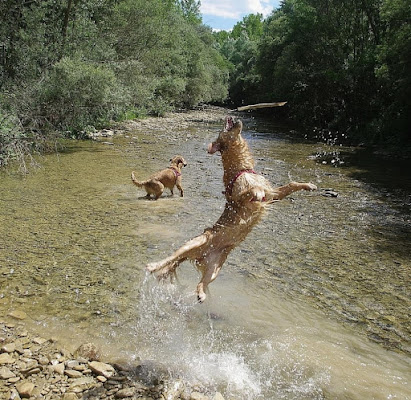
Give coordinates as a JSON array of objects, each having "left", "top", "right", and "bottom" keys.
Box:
[{"left": 208, "top": 116, "right": 235, "bottom": 154}]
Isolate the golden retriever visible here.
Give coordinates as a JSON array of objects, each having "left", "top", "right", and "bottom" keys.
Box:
[
  {"left": 131, "top": 155, "right": 187, "bottom": 200},
  {"left": 147, "top": 117, "right": 316, "bottom": 302}
]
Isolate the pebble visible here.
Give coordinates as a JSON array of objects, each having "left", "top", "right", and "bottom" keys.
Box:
[
  {"left": 8, "top": 310, "right": 27, "bottom": 320},
  {"left": 1, "top": 342, "right": 16, "bottom": 353},
  {"left": 191, "top": 392, "right": 210, "bottom": 400},
  {"left": 88, "top": 360, "right": 115, "bottom": 378},
  {"left": 115, "top": 387, "right": 135, "bottom": 398},
  {"left": 0, "top": 353, "right": 15, "bottom": 364},
  {"left": 62, "top": 393, "right": 79, "bottom": 400},
  {"left": 51, "top": 362, "right": 65, "bottom": 375},
  {"left": 16, "top": 381, "right": 35, "bottom": 398},
  {"left": 65, "top": 369, "right": 83, "bottom": 378},
  {"left": 0, "top": 367, "right": 15, "bottom": 379}
]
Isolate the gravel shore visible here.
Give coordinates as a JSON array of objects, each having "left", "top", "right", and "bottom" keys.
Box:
[{"left": 0, "top": 319, "right": 226, "bottom": 399}]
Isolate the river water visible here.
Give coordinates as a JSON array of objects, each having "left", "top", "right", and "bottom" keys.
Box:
[{"left": 0, "top": 113, "right": 410, "bottom": 399}]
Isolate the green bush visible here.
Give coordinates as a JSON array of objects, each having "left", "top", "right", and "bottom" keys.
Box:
[
  {"left": 37, "top": 57, "right": 121, "bottom": 133},
  {"left": 0, "top": 108, "right": 47, "bottom": 172}
]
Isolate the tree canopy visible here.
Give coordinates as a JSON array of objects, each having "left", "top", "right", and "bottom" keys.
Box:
[
  {"left": 215, "top": 0, "right": 410, "bottom": 146},
  {"left": 0, "top": 0, "right": 228, "bottom": 167},
  {"left": 1, "top": 0, "right": 410, "bottom": 168}
]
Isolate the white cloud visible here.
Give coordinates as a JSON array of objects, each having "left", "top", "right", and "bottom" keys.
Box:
[
  {"left": 201, "top": 0, "right": 276, "bottom": 19},
  {"left": 247, "top": 0, "right": 273, "bottom": 16},
  {"left": 201, "top": 0, "right": 242, "bottom": 19}
]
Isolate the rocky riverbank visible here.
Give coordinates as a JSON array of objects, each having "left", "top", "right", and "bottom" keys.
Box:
[
  {"left": 88, "top": 106, "right": 239, "bottom": 140},
  {"left": 0, "top": 320, "right": 225, "bottom": 400}
]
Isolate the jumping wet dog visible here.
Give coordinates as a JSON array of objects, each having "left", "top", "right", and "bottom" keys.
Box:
[
  {"left": 131, "top": 155, "right": 187, "bottom": 200},
  {"left": 147, "top": 117, "right": 317, "bottom": 302}
]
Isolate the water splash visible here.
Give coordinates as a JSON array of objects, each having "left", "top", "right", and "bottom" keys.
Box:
[{"left": 129, "top": 274, "right": 329, "bottom": 399}]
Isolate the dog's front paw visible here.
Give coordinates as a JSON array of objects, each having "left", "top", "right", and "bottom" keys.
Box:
[
  {"left": 146, "top": 262, "right": 160, "bottom": 272},
  {"left": 304, "top": 183, "right": 317, "bottom": 191}
]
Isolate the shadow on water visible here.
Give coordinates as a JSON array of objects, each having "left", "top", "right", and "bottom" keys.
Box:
[
  {"left": 321, "top": 148, "right": 411, "bottom": 191},
  {"left": 312, "top": 146, "right": 411, "bottom": 259}
]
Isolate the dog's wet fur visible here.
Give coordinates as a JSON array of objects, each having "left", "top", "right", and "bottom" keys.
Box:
[
  {"left": 131, "top": 155, "right": 187, "bottom": 200},
  {"left": 147, "top": 117, "right": 317, "bottom": 302}
]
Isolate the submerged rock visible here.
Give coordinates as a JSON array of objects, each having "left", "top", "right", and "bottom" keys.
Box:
[
  {"left": 75, "top": 342, "right": 99, "bottom": 360},
  {"left": 7, "top": 310, "right": 27, "bottom": 320},
  {"left": 133, "top": 359, "right": 170, "bottom": 385}
]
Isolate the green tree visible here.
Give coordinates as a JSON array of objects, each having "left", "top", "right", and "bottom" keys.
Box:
[
  {"left": 376, "top": 0, "right": 411, "bottom": 143},
  {"left": 0, "top": 0, "right": 229, "bottom": 167},
  {"left": 257, "top": 0, "right": 386, "bottom": 143},
  {"left": 232, "top": 13, "right": 264, "bottom": 40},
  {"left": 216, "top": 13, "right": 264, "bottom": 104}
]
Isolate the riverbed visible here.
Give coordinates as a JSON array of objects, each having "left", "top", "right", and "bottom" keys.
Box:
[{"left": 0, "top": 107, "right": 410, "bottom": 399}]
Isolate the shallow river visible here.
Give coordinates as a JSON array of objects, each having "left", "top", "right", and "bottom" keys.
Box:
[{"left": 0, "top": 113, "right": 410, "bottom": 399}]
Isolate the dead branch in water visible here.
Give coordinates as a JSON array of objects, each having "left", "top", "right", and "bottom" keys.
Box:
[{"left": 237, "top": 102, "right": 287, "bottom": 111}]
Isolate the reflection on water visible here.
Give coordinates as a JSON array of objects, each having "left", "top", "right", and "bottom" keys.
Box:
[{"left": 0, "top": 115, "right": 410, "bottom": 399}]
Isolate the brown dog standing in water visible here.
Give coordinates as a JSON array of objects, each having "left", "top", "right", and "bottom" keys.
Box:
[
  {"left": 147, "top": 117, "right": 317, "bottom": 302},
  {"left": 131, "top": 155, "right": 187, "bottom": 200}
]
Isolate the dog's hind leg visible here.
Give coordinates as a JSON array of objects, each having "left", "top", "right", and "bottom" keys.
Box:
[
  {"left": 147, "top": 232, "right": 210, "bottom": 278},
  {"left": 269, "top": 181, "right": 317, "bottom": 201},
  {"left": 144, "top": 180, "right": 164, "bottom": 200},
  {"left": 196, "top": 249, "right": 230, "bottom": 303}
]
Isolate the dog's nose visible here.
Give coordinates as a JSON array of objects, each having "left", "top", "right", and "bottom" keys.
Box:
[{"left": 208, "top": 142, "right": 220, "bottom": 154}]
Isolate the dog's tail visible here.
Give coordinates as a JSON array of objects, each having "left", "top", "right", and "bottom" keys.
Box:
[{"left": 131, "top": 171, "right": 145, "bottom": 187}]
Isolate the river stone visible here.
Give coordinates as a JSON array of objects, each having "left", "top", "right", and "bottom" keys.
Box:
[
  {"left": 75, "top": 343, "right": 99, "bottom": 361},
  {"left": 62, "top": 393, "right": 79, "bottom": 400},
  {"left": 1, "top": 342, "right": 16, "bottom": 353},
  {"left": 134, "top": 360, "right": 170, "bottom": 385},
  {"left": 8, "top": 310, "right": 27, "bottom": 320},
  {"left": 32, "top": 337, "right": 47, "bottom": 345},
  {"left": 0, "top": 366, "right": 16, "bottom": 379},
  {"left": 51, "top": 362, "right": 65, "bottom": 375},
  {"left": 66, "top": 360, "right": 80, "bottom": 369},
  {"left": 88, "top": 361, "right": 115, "bottom": 378},
  {"left": 65, "top": 369, "right": 83, "bottom": 378},
  {"left": 68, "top": 376, "right": 97, "bottom": 393},
  {"left": 163, "top": 379, "right": 185, "bottom": 399},
  {"left": 38, "top": 355, "right": 49, "bottom": 365},
  {"left": 16, "top": 381, "right": 35, "bottom": 398},
  {"left": 22, "top": 367, "right": 41, "bottom": 376},
  {"left": 322, "top": 189, "right": 338, "bottom": 197},
  {"left": 213, "top": 393, "right": 225, "bottom": 400},
  {"left": 115, "top": 387, "right": 135, "bottom": 398},
  {"left": 0, "top": 353, "right": 15, "bottom": 364},
  {"left": 190, "top": 392, "right": 210, "bottom": 400}
]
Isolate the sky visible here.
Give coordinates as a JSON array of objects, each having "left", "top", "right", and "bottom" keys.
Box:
[{"left": 201, "top": 0, "right": 282, "bottom": 31}]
